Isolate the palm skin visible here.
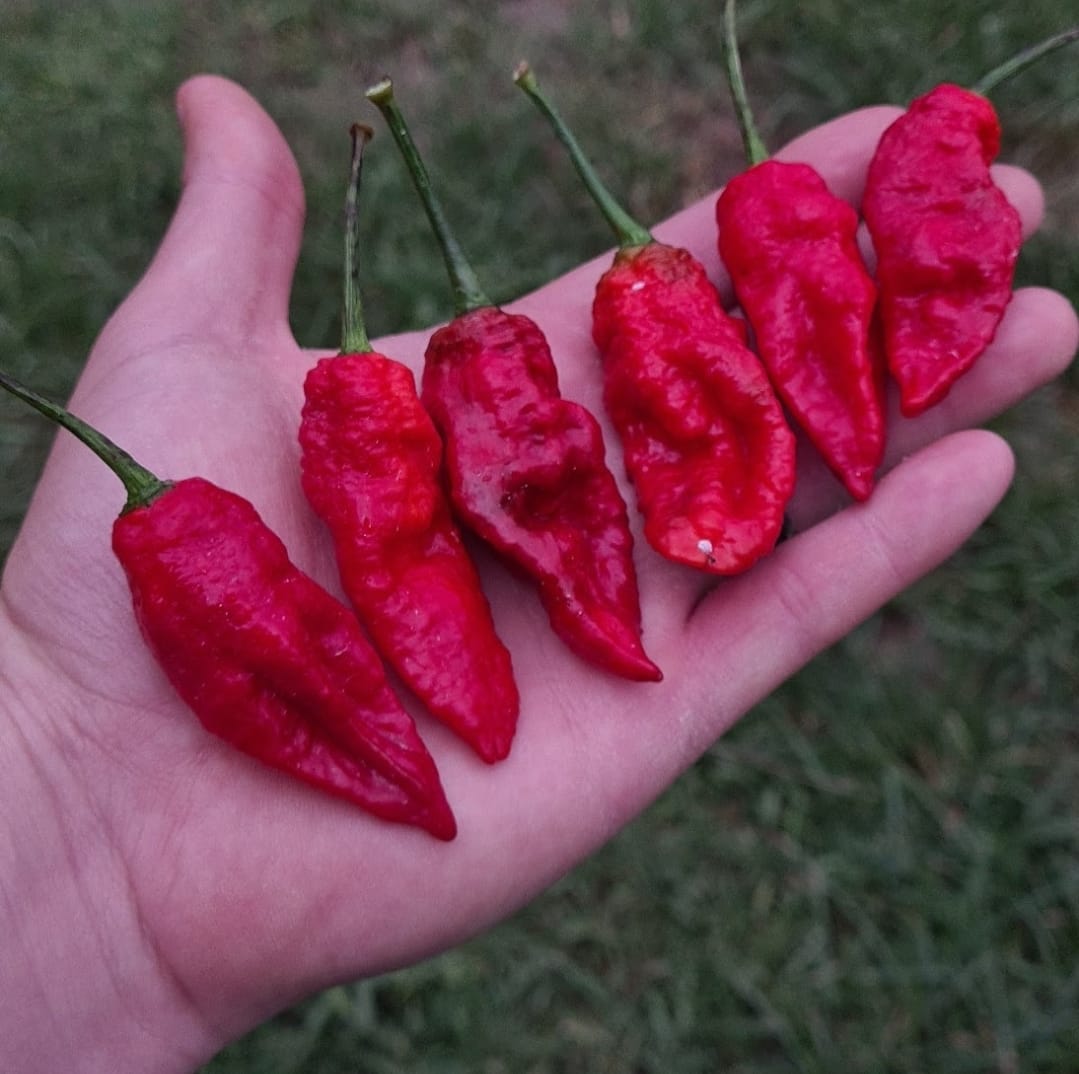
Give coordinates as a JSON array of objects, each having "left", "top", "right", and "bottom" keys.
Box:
[{"left": 0, "top": 75, "right": 1075, "bottom": 1073}]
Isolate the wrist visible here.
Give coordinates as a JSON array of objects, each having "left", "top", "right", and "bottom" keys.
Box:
[{"left": 0, "top": 614, "right": 220, "bottom": 1074}]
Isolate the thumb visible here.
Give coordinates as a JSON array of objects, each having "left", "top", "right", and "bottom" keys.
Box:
[{"left": 96, "top": 74, "right": 306, "bottom": 357}]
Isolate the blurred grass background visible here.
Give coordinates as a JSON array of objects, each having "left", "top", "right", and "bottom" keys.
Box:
[{"left": 2, "top": 1, "right": 1078, "bottom": 1071}]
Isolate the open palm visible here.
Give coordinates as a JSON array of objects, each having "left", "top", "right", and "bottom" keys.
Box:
[{"left": 1, "top": 75, "right": 1075, "bottom": 1073}]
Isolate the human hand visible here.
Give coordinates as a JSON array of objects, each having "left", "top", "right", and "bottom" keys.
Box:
[{"left": 1, "top": 75, "right": 1074, "bottom": 1073}]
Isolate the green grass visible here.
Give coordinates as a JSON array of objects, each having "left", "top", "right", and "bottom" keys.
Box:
[{"left": 2, "top": 1, "right": 1078, "bottom": 1071}]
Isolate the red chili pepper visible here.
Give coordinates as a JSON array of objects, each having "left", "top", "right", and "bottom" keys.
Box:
[
  {"left": 0, "top": 370, "right": 456, "bottom": 840},
  {"left": 366, "top": 79, "right": 661, "bottom": 683},
  {"left": 515, "top": 64, "right": 795, "bottom": 575},
  {"left": 715, "top": 0, "right": 884, "bottom": 501},
  {"left": 299, "top": 125, "right": 518, "bottom": 763},
  {"left": 861, "top": 83, "right": 1021, "bottom": 417},
  {"left": 861, "top": 30, "right": 1079, "bottom": 416}
]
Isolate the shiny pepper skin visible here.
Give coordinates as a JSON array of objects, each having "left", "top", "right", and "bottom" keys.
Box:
[
  {"left": 300, "top": 352, "right": 519, "bottom": 763},
  {"left": 112, "top": 477, "right": 457, "bottom": 840},
  {"left": 423, "top": 305, "right": 662, "bottom": 682},
  {"left": 717, "top": 160, "right": 884, "bottom": 501},
  {"left": 592, "top": 242, "right": 796, "bottom": 574},
  {"left": 862, "top": 83, "right": 1022, "bottom": 416}
]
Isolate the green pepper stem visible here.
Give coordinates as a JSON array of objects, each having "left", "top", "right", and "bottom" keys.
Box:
[
  {"left": 0, "top": 369, "right": 168, "bottom": 512},
  {"left": 722, "top": 0, "right": 769, "bottom": 166},
  {"left": 971, "top": 26, "right": 1079, "bottom": 97},
  {"left": 513, "top": 62, "right": 653, "bottom": 251},
  {"left": 341, "top": 124, "right": 373, "bottom": 355},
  {"left": 365, "top": 78, "right": 491, "bottom": 317}
]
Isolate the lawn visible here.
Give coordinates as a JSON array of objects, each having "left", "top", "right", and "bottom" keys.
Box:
[{"left": 2, "top": 2, "right": 1078, "bottom": 1071}]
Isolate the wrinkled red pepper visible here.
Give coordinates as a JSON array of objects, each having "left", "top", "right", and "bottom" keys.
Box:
[
  {"left": 515, "top": 64, "right": 795, "bottom": 575},
  {"left": 366, "top": 78, "right": 661, "bottom": 682},
  {"left": 715, "top": 0, "right": 884, "bottom": 501},
  {"left": 300, "top": 125, "right": 518, "bottom": 763},
  {"left": 0, "top": 370, "right": 456, "bottom": 841},
  {"left": 422, "top": 306, "right": 659, "bottom": 681},
  {"left": 717, "top": 164, "right": 884, "bottom": 499},
  {"left": 862, "top": 83, "right": 1021, "bottom": 417},
  {"left": 862, "top": 29, "right": 1079, "bottom": 417}
]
